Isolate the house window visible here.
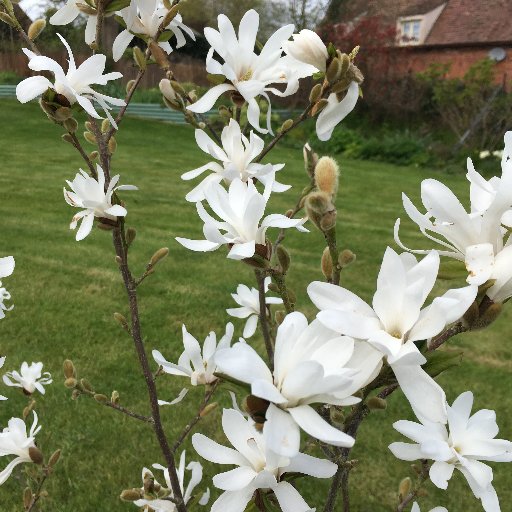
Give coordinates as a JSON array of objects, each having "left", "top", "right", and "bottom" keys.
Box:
[{"left": 401, "top": 19, "right": 421, "bottom": 41}]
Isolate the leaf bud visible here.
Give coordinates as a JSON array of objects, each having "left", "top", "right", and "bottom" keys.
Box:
[
  {"left": 71, "top": 389, "right": 81, "bottom": 400},
  {"left": 471, "top": 302, "right": 503, "bottom": 330},
  {"left": 101, "top": 119, "right": 110, "bottom": 132},
  {"left": 398, "top": 477, "right": 412, "bottom": 498},
  {"left": 80, "top": 378, "right": 93, "bottom": 392},
  {"left": 170, "top": 80, "right": 186, "bottom": 96},
  {"left": 200, "top": 402, "right": 219, "bottom": 417},
  {"left": 330, "top": 407, "right": 345, "bottom": 426},
  {"left": 149, "top": 41, "right": 169, "bottom": 69},
  {"left": 83, "top": 131, "right": 97, "bottom": 145},
  {"left": 108, "top": 136, "right": 117, "bottom": 154},
  {"left": 28, "top": 446, "right": 44, "bottom": 465},
  {"left": 61, "top": 133, "right": 74, "bottom": 144},
  {"left": 63, "top": 359, "right": 76, "bottom": 379},
  {"left": 326, "top": 57, "right": 342, "bottom": 83},
  {"left": 28, "top": 18, "right": 46, "bottom": 40},
  {"left": 23, "top": 487, "right": 33, "bottom": 509},
  {"left": 64, "top": 377, "right": 77, "bottom": 388},
  {"left": 338, "top": 249, "right": 356, "bottom": 268},
  {"left": 321, "top": 247, "right": 333, "bottom": 279},
  {"left": 89, "top": 151, "right": 98, "bottom": 160},
  {"left": 114, "top": 312, "right": 130, "bottom": 332},
  {"left": 111, "top": 390, "right": 120, "bottom": 404},
  {"left": 48, "top": 449, "right": 61, "bottom": 468},
  {"left": 367, "top": 396, "right": 387, "bottom": 410},
  {"left": 340, "top": 53, "right": 350, "bottom": 75},
  {"left": 162, "top": 4, "right": 179, "bottom": 27},
  {"left": 274, "top": 310, "right": 285, "bottom": 325},
  {"left": 276, "top": 245, "right": 291, "bottom": 273},
  {"left": 63, "top": 117, "right": 78, "bottom": 133},
  {"left": 309, "top": 83, "right": 323, "bottom": 103},
  {"left": 320, "top": 210, "right": 337, "bottom": 231},
  {"left": 126, "top": 227, "right": 136, "bottom": 247},
  {"left": 76, "top": 2, "right": 97, "bottom": 15},
  {"left": 348, "top": 63, "right": 364, "bottom": 84},
  {"left": 218, "top": 105, "right": 231, "bottom": 119},
  {"left": 267, "top": 282, "right": 279, "bottom": 293},
  {"left": 305, "top": 191, "right": 336, "bottom": 232},
  {"left": 0, "top": 12, "right": 16, "bottom": 27},
  {"left": 303, "top": 143, "right": 319, "bottom": 178},
  {"left": 280, "top": 118, "right": 294, "bottom": 132},
  {"left": 120, "top": 489, "right": 143, "bottom": 502},
  {"left": 150, "top": 247, "right": 169, "bottom": 266},
  {"left": 133, "top": 46, "right": 146, "bottom": 70},
  {"left": 126, "top": 79, "right": 136, "bottom": 94},
  {"left": 94, "top": 393, "right": 108, "bottom": 403},
  {"left": 331, "top": 77, "right": 353, "bottom": 94},
  {"left": 159, "top": 78, "right": 176, "bottom": 101},
  {"left": 314, "top": 156, "right": 339, "bottom": 198},
  {"left": 311, "top": 98, "right": 328, "bottom": 116},
  {"left": 462, "top": 300, "right": 479, "bottom": 327}
]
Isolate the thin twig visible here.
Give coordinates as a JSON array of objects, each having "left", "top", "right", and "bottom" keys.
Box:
[
  {"left": 68, "top": 132, "right": 96, "bottom": 175},
  {"left": 27, "top": 469, "right": 49, "bottom": 512},
  {"left": 396, "top": 460, "right": 430, "bottom": 512},
  {"left": 255, "top": 269, "right": 274, "bottom": 366},
  {"left": 428, "top": 322, "right": 467, "bottom": 351},
  {"left": 103, "top": 400, "right": 154, "bottom": 424}
]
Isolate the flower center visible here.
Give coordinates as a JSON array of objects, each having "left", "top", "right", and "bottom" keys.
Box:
[{"left": 239, "top": 69, "right": 253, "bottom": 81}]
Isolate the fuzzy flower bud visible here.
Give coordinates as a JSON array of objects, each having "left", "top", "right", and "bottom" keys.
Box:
[
  {"left": 159, "top": 78, "right": 177, "bottom": 102},
  {"left": 28, "top": 19, "right": 46, "bottom": 40},
  {"left": 321, "top": 246, "right": 333, "bottom": 279},
  {"left": 314, "top": 156, "right": 339, "bottom": 198}
]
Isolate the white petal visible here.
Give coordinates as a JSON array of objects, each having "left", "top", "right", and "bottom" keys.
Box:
[
  {"left": 192, "top": 433, "right": 247, "bottom": 466},
  {"left": 429, "top": 461, "right": 455, "bottom": 490},
  {"left": 264, "top": 404, "right": 301, "bottom": 457},
  {"left": 16, "top": 76, "right": 53, "bottom": 103}
]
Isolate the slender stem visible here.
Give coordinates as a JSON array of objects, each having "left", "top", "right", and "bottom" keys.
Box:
[
  {"left": 396, "top": 460, "right": 430, "bottom": 512},
  {"left": 171, "top": 381, "right": 219, "bottom": 454},
  {"left": 13, "top": 21, "right": 40, "bottom": 55},
  {"left": 103, "top": 399, "right": 154, "bottom": 424},
  {"left": 269, "top": 269, "right": 294, "bottom": 314},
  {"left": 428, "top": 322, "right": 467, "bottom": 351},
  {"left": 323, "top": 465, "right": 344, "bottom": 512},
  {"left": 27, "top": 469, "right": 49, "bottom": 512},
  {"left": 94, "top": 0, "right": 104, "bottom": 51},
  {"left": 324, "top": 228, "right": 341, "bottom": 285},
  {"left": 255, "top": 269, "right": 274, "bottom": 366},
  {"left": 68, "top": 132, "right": 96, "bottom": 175}
]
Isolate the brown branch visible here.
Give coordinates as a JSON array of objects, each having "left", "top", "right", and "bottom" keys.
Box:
[
  {"left": 27, "top": 467, "right": 49, "bottom": 511},
  {"left": 255, "top": 269, "right": 274, "bottom": 366},
  {"left": 396, "top": 460, "right": 430, "bottom": 512},
  {"left": 94, "top": 0, "right": 105, "bottom": 52},
  {"left": 68, "top": 132, "right": 96, "bottom": 176},
  {"left": 427, "top": 322, "right": 467, "bottom": 351},
  {"left": 103, "top": 400, "right": 154, "bottom": 424}
]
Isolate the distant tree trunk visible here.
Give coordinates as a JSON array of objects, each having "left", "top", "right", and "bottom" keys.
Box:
[{"left": 322, "top": 0, "right": 346, "bottom": 23}]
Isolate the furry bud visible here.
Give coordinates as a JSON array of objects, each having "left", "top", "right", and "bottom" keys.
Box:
[
  {"left": 120, "top": 489, "right": 142, "bottom": 502},
  {"left": 276, "top": 245, "right": 291, "bottom": 273},
  {"left": 28, "top": 18, "right": 46, "bottom": 40},
  {"left": 398, "top": 477, "right": 412, "bottom": 498},
  {"left": 321, "top": 247, "right": 333, "bottom": 279},
  {"left": 150, "top": 247, "right": 169, "bottom": 266},
  {"left": 309, "top": 83, "right": 323, "bottom": 103},
  {"left": 314, "top": 156, "right": 339, "bottom": 198},
  {"left": 63, "top": 359, "right": 76, "bottom": 379},
  {"left": 367, "top": 396, "right": 387, "bottom": 410},
  {"left": 63, "top": 117, "right": 78, "bottom": 133},
  {"left": 29, "top": 446, "right": 44, "bottom": 465},
  {"left": 338, "top": 249, "right": 356, "bottom": 268},
  {"left": 133, "top": 46, "right": 146, "bottom": 70}
]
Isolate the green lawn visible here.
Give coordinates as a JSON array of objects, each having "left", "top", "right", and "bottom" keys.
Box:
[{"left": 0, "top": 98, "right": 511, "bottom": 511}]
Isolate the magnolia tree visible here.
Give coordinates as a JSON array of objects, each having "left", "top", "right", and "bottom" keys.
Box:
[{"left": 0, "top": 0, "right": 511, "bottom": 511}]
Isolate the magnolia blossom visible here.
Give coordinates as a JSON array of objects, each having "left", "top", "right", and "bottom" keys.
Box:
[
  {"left": 64, "top": 165, "right": 137, "bottom": 241},
  {"left": 308, "top": 247, "right": 477, "bottom": 423},
  {"left": 113, "top": 0, "right": 195, "bottom": 62},
  {"left": 3, "top": 362, "right": 52, "bottom": 395},
  {"left": 411, "top": 503, "right": 447, "bottom": 512},
  {"left": 192, "top": 408, "right": 337, "bottom": 512},
  {"left": 316, "top": 80, "right": 359, "bottom": 141},
  {"left": 182, "top": 119, "right": 289, "bottom": 202},
  {"left": 133, "top": 452, "right": 209, "bottom": 511},
  {"left": 0, "top": 412, "right": 41, "bottom": 485},
  {"left": 153, "top": 323, "right": 234, "bottom": 386},
  {"left": 0, "top": 357, "right": 7, "bottom": 401},
  {"left": 49, "top": 0, "right": 99, "bottom": 44},
  {"left": 176, "top": 179, "right": 307, "bottom": 260},
  {"left": 215, "top": 312, "right": 382, "bottom": 456},
  {"left": 226, "top": 277, "right": 282, "bottom": 338},
  {"left": 16, "top": 34, "right": 125, "bottom": 127},
  {"left": 283, "top": 29, "right": 328, "bottom": 72},
  {"left": 390, "top": 392, "right": 512, "bottom": 512},
  {"left": 0, "top": 256, "right": 14, "bottom": 320},
  {"left": 187, "top": 10, "right": 310, "bottom": 133},
  {"left": 395, "top": 132, "right": 512, "bottom": 288}
]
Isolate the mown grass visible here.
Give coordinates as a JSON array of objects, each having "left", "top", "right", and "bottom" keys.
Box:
[{"left": 0, "top": 98, "right": 510, "bottom": 511}]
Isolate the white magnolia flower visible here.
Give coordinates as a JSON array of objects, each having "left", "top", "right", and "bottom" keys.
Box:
[
  {"left": 215, "top": 312, "right": 382, "bottom": 456},
  {"left": 49, "top": 0, "right": 99, "bottom": 45},
  {"left": 411, "top": 503, "right": 447, "bottom": 512},
  {"left": 16, "top": 34, "right": 125, "bottom": 128},
  {"left": 192, "top": 408, "right": 337, "bottom": 512},
  {"left": 64, "top": 164, "right": 138, "bottom": 241},
  {"left": 283, "top": 29, "right": 328, "bottom": 72},
  {"left": 0, "top": 256, "right": 14, "bottom": 321},
  {"left": 134, "top": 451, "right": 209, "bottom": 511},
  {"left": 153, "top": 323, "right": 234, "bottom": 386},
  {"left": 308, "top": 247, "right": 477, "bottom": 423},
  {"left": 3, "top": 362, "right": 52, "bottom": 395},
  {"left": 187, "top": 9, "right": 310, "bottom": 133},
  {"left": 395, "top": 132, "right": 512, "bottom": 287},
  {"left": 390, "top": 392, "right": 512, "bottom": 512},
  {"left": 113, "top": 0, "right": 195, "bottom": 62},
  {"left": 226, "top": 277, "right": 283, "bottom": 338},
  {"left": 316, "top": 80, "right": 359, "bottom": 141},
  {"left": 0, "top": 357, "right": 7, "bottom": 401},
  {"left": 176, "top": 179, "right": 307, "bottom": 260},
  {"left": 0, "top": 412, "right": 41, "bottom": 485},
  {"left": 182, "top": 119, "right": 290, "bottom": 202}
]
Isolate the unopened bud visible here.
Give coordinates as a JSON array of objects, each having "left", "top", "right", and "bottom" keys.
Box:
[
  {"left": 340, "top": 53, "right": 350, "bottom": 75},
  {"left": 330, "top": 407, "right": 345, "bottom": 426},
  {"left": 126, "top": 227, "right": 136, "bottom": 247},
  {"left": 61, "top": 133, "right": 74, "bottom": 144},
  {"left": 162, "top": 4, "right": 179, "bottom": 27},
  {"left": 94, "top": 393, "right": 108, "bottom": 403},
  {"left": 76, "top": 2, "right": 96, "bottom": 15},
  {"left": 309, "top": 83, "right": 322, "bottom": 103},
  {"left": 120, "top": 489, "right": 142, "bottom": 502},
  {"left": 170, "top": 80, "right": 186, "bottom": 96},
  {"left": 218, "top": 105, "right": 231, "bottom": 119},
  {"left": 28, "top": 18, "right": 46, "bottom": 40},
  {"left": 348, "top": 63, "right": 364, "bottom": 84},
  {"left": 305, "top": 191, "right": 336, "bottom": 232},
  {"left": 472, "top": 302, "right": 503, "bottom": 330},
  {"left": 101, "top": 119, "right": 110, "bottom": 132},
  {"left": 63, "top": 117, "right": 78, "bottom": 133},
  {"left": 48, "top": 449, "right": 61, "bottom": 467},
  {"left": 63, "top": 359, "right": 76, "bottom": 379},
  {"left": 111, "top": 390, "right": 120, "bottom": 404},
  {"left": 315, "top": 156, "right": 339, "bottom": 198},
  {"left": 320, "top": 210, "right": 337, "bottom": 231},
  {"left": 114, "top": 312, "right": 130, "bottom": 332},
  {"left": 23, "top": 487, "right": 32, "bottom": 509},
  {"left": 462, "top": 301, "right": 479, "bottom": 327},
  {"left": 276, "top": 245, "right": 291, "bottom": 273},
  {"left": 267, "top": 282, "right": 279, "bottom": 293},
  {"left": 150, "top": 247, "right": 169, "bottom": 266},
  {"left": 398, "top": 477, "right": 412, "bottom": 498},
  {"left": 126, "top": 79, "right": 135, "bottom": 94},
  {"left": 80, "top": 378, "right": 93, "bottom": 392},
  {"left": 83, "top": 131, "right": 97, "bottom": 144},
  {"left": 89, "top": 151, "right": 98, "bottom": 161},
  {"left": 338, "top": 249, "right": 356, "bottom": 268},
  {"left": 326, "top": 57, "right": 342, "bottom": 83},
  {"left": 108, "top": 136, "right": 117, "bottom": 154},
  {"left": 200, "top": 402, "right": 219, "bottom": 417},
  {"left": 28, "top": 446, "right": 44, "bottom": 465},
  {"left": 321, "top": 247, "right": 333, "bottom": 279},
  {"left": 149, "top": 41, "right": 169, "bottom": 69},
  {"left": 71, "top": 389, "right": 80, "bottom": 400},
  {"left": 133, "top": 46, "right": 146, "bottom": 70},
  {"left": 303, "top": 143, "right": 319, "bottom": 178},
  {"left": 159, "top": 78, "right": 176, "bottom": 101},
  {"left": 64, "top": 377, "right": 77, "bottom": 388},
  {"left": 367, "top": 396, "right": 387, "bottom": 410},
  {"left": 0, "top": 12, "right": 16, "bottom": 27},
  {"left": 274, "top": 310, "right": 285, "bottom": 325},
  {"left": 331, "top": 77, "right": 352, "bottom": 94},
  {"left": 311, "top": 98, "right": 328, "bottom": 116},
  {"left": 280, "top": 119, "right": 294, "bottom": 132}
]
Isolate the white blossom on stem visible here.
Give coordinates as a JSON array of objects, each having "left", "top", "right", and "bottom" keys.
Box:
[
  {"left": 283, "top": 29, "right": 328, "bottom": 72},
  {"left": 411, "top": 503, "right": 447, "bottom": 512},
  {"left": 113, "top": 0, "right": 195, "bottom": 62},
  {"left": 49, "top": 0, "right": 99, "bottom": 45},
  {"left": 3, "top": 362, "right": 52, "bottom": 395},
  {"left": 182, "top": 119, "right": 289, "bottom": 202},
  {"left": 133, "top": 451, "right": 209, "bottom": 511},
  {"left": 192, "top": 408, "right": 337, "bottom": 512},
  {"left": 16, "top": 34, "right": 125, "bottom": 128},
  {"left": 389, "top": 392, "right": 512, "bottom": 512},
  {"left": 308, "top": 247, "right": 477, "bottom": 423},
  {"left": 152, "top": 323, "right": 234, "bottom": 386},
  {"left": 63, "top": 164, "right": 137, "bottom": 241},
  {"left": 215, "top": 312, "right": 382, "bottom": 456},
  {"left": 226, "top": 277, "right": 283, "bottom": 338},
  {"left": 0, "top": 256, "right": 14, "bottom": 321},
  {"left": 187, "top": 9, "right": 311, "bottom": 133},
  {"left": 176, "top": 179, "right": 307, "bottom": 261},
  {"left": 395, "top": 132, "right": 512, "bottom": 287},
  {"left": 0, "top": 412, "right": 41, "bottom": 485}
]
